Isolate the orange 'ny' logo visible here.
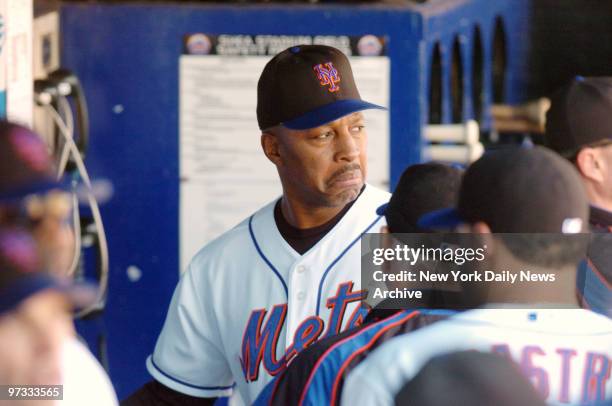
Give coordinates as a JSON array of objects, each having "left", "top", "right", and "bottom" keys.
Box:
[{"left": 313, "top": 62, "right": 341, "bottom": 93}]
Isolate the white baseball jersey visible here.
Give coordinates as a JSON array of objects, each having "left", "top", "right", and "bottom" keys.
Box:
[
  {"left": 61, "top": 338, "right": 118, "bottom": 405},
  {"left": 146, "top": 184, "right": 389, "bottom": 403},
  {"left": 342, "top": 308, "right": 612, "bottom": 406}
]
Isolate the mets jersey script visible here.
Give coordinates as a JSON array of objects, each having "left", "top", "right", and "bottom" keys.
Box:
[
  {"left": 341, "top": 308, "right": 612, "bottom": 406},
  {"left": 146, "top": 184, "right": 389, "bottom": 404}
]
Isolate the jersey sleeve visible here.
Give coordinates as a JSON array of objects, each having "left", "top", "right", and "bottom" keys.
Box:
[
  {"left": 252, "top": 376, "right": 276, "bottom": 406},
  {"left": 62, "top": 338, "right": 119, "bottom": 405},
  {"left": 146, "top": 260, "right": 235, "bottom": 398}
]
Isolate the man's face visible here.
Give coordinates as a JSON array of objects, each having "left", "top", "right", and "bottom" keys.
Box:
[
  {"left": 268, "top": 112, "right": 368, "bottom": 208},
  {"left": 0, "top": 291, "right": 74, "bottom": 389}
]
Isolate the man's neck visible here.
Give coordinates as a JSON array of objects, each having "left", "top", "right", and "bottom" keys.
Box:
[
  {"left": 485, "top": 257, "right": 579, "bottom": 306},
  {"left": 585, "top": 187, "right": 612, "bottom": 214},
  {"left": 589, "top": 204, "right": 612, "bottom": 230},
  {"left": 280, "top": 198, "right": 349, "bottom": 229},
  {"left": 279, "top": 186, "right": 365, "bottom": 229}
]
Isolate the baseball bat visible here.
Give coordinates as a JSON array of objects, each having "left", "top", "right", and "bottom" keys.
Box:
[
  {"left": 424, "top": 119, "right": 479, "bottom": 145},
  {"left": 425, "top": 142, "right": 484, "bottom": 164},
  {"left": 491, "top": 97, "right": 551, "bottom": 133}
]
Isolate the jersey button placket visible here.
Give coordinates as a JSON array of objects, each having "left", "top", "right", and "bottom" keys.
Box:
[
  {"left": 291, "top": 264, "right": 309, "bottom": 305},
  {"left": 285, "top": 262, "right": 314, "bottom": 349}
]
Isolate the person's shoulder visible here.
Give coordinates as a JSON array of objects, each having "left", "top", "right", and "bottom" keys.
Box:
[
  {"left": 356, "top": 311, "right": 462, "bottom": 360},
  {"left": 346, "top": 184, "right": 390, "bottom": 217},
  {"left": 345, "top": 184, "right": 390, "bottom": 228},
  {"left": 188, "top": 200, "right": 277, "bottom": 271},
  {"left": 362, "top": 184, "right": 391, "bottom": 203},
  {"left": 62, "top": 338, "right": 119, "bottom": 405},
  {"left": 566, "top": 308, "right": 612, "bottom": 333},
  {"left": 453, "top": 307, "right": 612, "bottom": 336}
]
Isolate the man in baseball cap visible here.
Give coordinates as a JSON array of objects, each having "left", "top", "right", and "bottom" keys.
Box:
[
  {"left": 545, "top": 76, "right": 612, "bottom": 317},
  {"left": 418, "top": 146, "right": 590, "bottom": 309},
  {"left": 0, "top": 121, "right": 75, "bottom": 277},
  {"left": 129, "top": 45, "right": 390, "bottom": 405},
  {"left": 258, "top": 45, "right": 387, "bottom": 215}
]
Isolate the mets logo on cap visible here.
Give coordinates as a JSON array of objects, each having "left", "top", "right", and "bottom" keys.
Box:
[{"left": 313, "top": 62, "right": 341, "bottom": 93}]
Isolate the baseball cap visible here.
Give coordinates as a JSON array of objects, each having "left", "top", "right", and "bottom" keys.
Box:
[
  {"left": 257, "top": 45, "right": 385, "bottom": 130},
  {"left": 418, "top": 146, "right": 589, "bottom": 233},
  {"left": 394, "top": 351, "right": 547, "bottom": 406},
  {"left": 0, "top": 121, "right": 63, "bottom": 202},
  {"left": 546, "top": 76, "right": 612, "bottom": 157},
  {"left": 376, "top": 163, "right": 463, "bottom": 233},
  {"left": 0, "top": 228, "right": 96, "bottom": 314}
]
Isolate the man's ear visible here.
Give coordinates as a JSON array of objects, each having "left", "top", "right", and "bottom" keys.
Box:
[
  {"left": 380, "top": 225, "right": 389, "bottom": 233},
  {"left": 576, "top": 147, "right": 605, "bottom": 183},
  {"left": 261, "top": 131, "right": 282, "bottom": 166}
]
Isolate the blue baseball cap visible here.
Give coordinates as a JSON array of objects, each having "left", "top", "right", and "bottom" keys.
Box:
[
  {"left": 257, "top": 45, "right": 386, "bottom": 131},
  {"left": 0, "top": 228, "right": 96, "bottom": 314},
  {"left": 418, "top": 207, "right": 465, "bottom": 230}
]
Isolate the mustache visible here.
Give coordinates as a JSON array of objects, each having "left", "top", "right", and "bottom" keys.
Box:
[{"left": 326, "top": 163, "right": 362, "bottom": 186}]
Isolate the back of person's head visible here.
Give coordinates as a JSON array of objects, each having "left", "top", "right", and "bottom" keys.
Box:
[
  {"left": 383, "top": 163, "right": 463, "bottom": 233},
  {"left": 394, "top": 351, "right": 546, "bottom": 406},
  {"left": 419, "top": 146, "right": 590, "bottom": 268},
  {"left": 546, "top": 76, "right": 612, "bottom": 160},
  {"left": 376, "top": 163, "right": 463, "bottom": 308}
]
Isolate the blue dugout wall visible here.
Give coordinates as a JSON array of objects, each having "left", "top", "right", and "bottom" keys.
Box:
[{"left": 61, "top": 0, "right": 531, "bottom": 398}]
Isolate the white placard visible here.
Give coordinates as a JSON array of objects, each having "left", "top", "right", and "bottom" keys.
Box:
[{"left": 179, "top": 54, "right": 389, "bottom": 271}]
